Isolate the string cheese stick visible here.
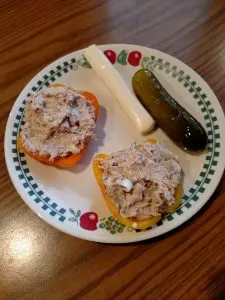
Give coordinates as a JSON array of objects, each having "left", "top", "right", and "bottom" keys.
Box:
[{"left": 84, "top": 45, "right": 155, "bottom": 134}]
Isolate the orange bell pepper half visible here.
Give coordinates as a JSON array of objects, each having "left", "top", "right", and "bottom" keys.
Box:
[
  {"left": 93, "top": 140, "right": 183, "bottom": 230},
  {"left": 17, "top": 84, "right": 99, "bottom": 168}
]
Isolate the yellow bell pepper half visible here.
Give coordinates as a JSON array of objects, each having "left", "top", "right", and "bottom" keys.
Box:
[{"left": 93, "top": 140, "right": 183, "bottom": 230}]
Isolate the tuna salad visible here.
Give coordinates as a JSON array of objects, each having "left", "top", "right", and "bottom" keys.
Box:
[
  {"left": 21, "top": 86, "right": 96, "bottom": 159},
  {"left": 98, "top": 142, "right": 182, "bottom": 220}
]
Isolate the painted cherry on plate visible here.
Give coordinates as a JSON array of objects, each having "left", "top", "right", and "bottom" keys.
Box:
[
  {"left": 128, "top": 51, "right": 142, "bottom": 66},
  {"left": 104, "top": 50, "right": 116, "bottom": 64},
  {"left": 79, "top": 212, "right": 98, "bottom": 231}
]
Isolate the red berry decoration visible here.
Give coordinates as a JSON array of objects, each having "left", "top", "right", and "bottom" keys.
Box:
[
  {"left": 79, "top": 212, "right": 98, "bottom": 231},
  {"left": 104, "top": 50, "right": 116, "bottom": 64},
  {"left": 128, "top": 51, "right": 142, "bottom": 66}
]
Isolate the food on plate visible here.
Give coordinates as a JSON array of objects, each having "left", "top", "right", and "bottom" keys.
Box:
[
  {"left": 93, "top": 139, "right": 183, "bottom": 229},
  {"left": 18, "top": 83, "right": 99, "bottom": 168},
  {"left": 132, "top": 69, "right": 208, "bottom": 152},
  {"left": 84, "top": 44, "right": 155, "bottom": 134}
]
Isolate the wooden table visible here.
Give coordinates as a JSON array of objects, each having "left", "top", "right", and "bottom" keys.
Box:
[{"left": 1, "top": 0, "right": 225, "bottom": 299}]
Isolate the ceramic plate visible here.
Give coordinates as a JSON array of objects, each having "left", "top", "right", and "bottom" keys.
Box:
[{"left": 5, "top": 44, "right": 225, "bottom": 243}]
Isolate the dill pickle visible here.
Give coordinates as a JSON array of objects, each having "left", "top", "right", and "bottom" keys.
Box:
[{"left": 132, "top": 69, "right": 208, "bottom": 152}]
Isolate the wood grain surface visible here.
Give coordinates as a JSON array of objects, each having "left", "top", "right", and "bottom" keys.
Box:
[{"left": 0, "top": 0, "right": 225, "bottom": 299}]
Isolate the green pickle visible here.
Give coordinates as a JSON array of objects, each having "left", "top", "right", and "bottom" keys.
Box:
[{"left": 132, "top": 69, "right": 208, "bottom": 152}]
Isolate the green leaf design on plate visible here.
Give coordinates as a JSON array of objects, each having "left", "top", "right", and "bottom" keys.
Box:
[
  {"left": 99, "top": 215, "right": 126, "bottom": 234},
  {"left": 117, "top": 50, "right": 128, "bottom": 65},
  {"left": 117, "top": 227, "right": 123, "bottom": 233},
  {"left": 78, "top": 56, "right": 92, "bottom": 68},
  {"left": 69, "top": 208, "right": 75, "bottom": 215},
  {"left": 142, "top": 56, "right": 150, "bottom": 63},
  {"left": 68, "top": 217, "right": 76, "bottom": 222},
  {"left": 82, "top": 62, "right": 91, "bottom": 68},
  {"left": 115, "top": 220, "right": 120, "bottom": 225},
  {"left": 112, "top": 224, "right": 117, "bottom": 231},
  {"left": 141, "top": 56, "right": 150, "bottom": 68},
  {"left": 73, "top": 64, "right": 79, "bottom": 71},
  {"left": 76, "top": 210, "right": 81, "bottom": 218},
  {"left": 141, "top": 56, "right": 156, "bottom": 71},
  {"left": 108, "top": 216, "right": 115, "bottom": 222}
]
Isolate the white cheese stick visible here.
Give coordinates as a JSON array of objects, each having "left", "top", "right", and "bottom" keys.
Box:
[{"left": 84, "top": 44, "right": 155, "bottom": 134}]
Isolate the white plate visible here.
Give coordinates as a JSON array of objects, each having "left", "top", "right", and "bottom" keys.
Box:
[{"left": 5, "top": 44, "right": 225, "bottom": 243}]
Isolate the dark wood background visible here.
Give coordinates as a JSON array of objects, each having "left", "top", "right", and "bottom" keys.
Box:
[{"left": 1, "top": 0, "right": 225, "bottom": 299}]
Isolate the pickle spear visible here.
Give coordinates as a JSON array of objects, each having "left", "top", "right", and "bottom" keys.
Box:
[{"left": 132, "top": 69, "right": 208, "bottom": 152}]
